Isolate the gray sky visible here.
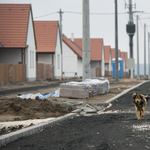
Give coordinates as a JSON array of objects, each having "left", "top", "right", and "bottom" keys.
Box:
[{"left": 0, "top": 0, "right": 150, "bottom": 64}]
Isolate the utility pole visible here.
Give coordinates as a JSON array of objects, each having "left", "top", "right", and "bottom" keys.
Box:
[
  {"left": 82, "top": 0, "right": 91, "bottom": 81},
  {"left": 115, "top": 0, "right": 119, "bottom": 81},
  {"left": 126, "top": 0, "right": 136, "bottom": 79},
  {"left": 136, "top": 15, "right": 139, "bottom": 79},
  {"left": 59, "top": 9, "right": 63, "bottom": 79},
  {"left": 144, "top": 24, "right": 146, "bottom": 78},
  {"left": 148, "top": 33, "right": 150, "bottom": 78}
]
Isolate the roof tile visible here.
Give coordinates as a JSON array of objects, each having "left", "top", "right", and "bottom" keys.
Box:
[
  {"left": 74, "top": 38, "right": 103, "bottom": 61},
  {"left": 62, "top": 35, "right": 82, "bottom": 58},
  {"left": 104, "top": 46, "right": 111, "bottom": 63},
  {"left": 34, "top": 21, "right": 58, "bottom": 52},
  {"left": 0, "top": 4, "right": 30, "bottom": 48}
]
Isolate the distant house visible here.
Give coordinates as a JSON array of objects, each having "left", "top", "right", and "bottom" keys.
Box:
[
  {"left": 34, "top": 21, "right": 62, "bottom": 79},
  {"left": 62, "top": 34, "right": 82, "bottom": 78},
  {"left": 74, "top": 38, "right": 105, "bottom": 77},
  {"left": 124, "top": 52, "right": 128, "bottom": 71},
  {"left": 104, "top": 46, "right": 112, "bottom": 76},
  {"left": 121, "top": 52, "right": 125, "bottom": 72},
  {"left": 111, "top": 48, "right": 121, "bottom": 60},
  {"left": 0, "top": 4, "right": 36, "bottom": 81}
]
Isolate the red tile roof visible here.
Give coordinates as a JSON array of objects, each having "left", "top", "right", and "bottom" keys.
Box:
[
  {"left": 120, "top": 52, "right": 125, "bottom": 61},
  {"left": 34, "top": 21, "right": 58, "bottom": 52},
  {"left": 0, "top": 4, "right": 31, "bottom": 48},
  {"left": 111, "top": 48, "right": 115, "bottom": 60},
  {"left": 62, "top": 35, "right": 82, "bottom": 58},
  {"left": 118, "top": 50, "right": 121, "bottom": 57},
  {"left": 74, "top": 38, "right": 103, "bottom": 61},
  {"left": 111, "top": 48, "right": 121, "bottom": 60},
  {"left": 104, "top": 46, "right": 111, "bottom": 63}
]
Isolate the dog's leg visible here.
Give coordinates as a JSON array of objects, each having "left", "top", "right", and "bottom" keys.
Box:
[
  {"left": 141, "top": 106, "right": 146, "bottom": 119},
  {"left": 135, "top": 106, "right": 141, "bottom": 120}
]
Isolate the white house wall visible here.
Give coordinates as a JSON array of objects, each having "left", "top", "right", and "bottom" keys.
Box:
[
  {"left": 78, "top": 58, "right": 82, "bottom": 77},
  {"left": 101, "top": 44, "right": 105, "bottom": 76},
  {"left": 54, "top": 27, "right": 62, "bottom": 79},
  {"left": 109, "top": 50, "right": 112, "bottom": 71},
  {"left": 62, "top": 41, "right": 78, "bottom": 78},
  {"left": 38, "top": 54, "right": 52, "bottom": 64},
  {"left": 26, "top": 9, "right": 36, "bottom": 81},
  {"left": 0, "top": 48, "right": 21, "bottom": 64},
  {"left": 91, "top": 61, "right": 100, "bottom": 68},
  {"left": 105, "top": 64, "right": 109, "bottom": 71}
]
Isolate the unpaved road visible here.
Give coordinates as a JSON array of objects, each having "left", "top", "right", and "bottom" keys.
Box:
[
  {"left": 1, "top": 81, "right": 150, "bottom": 150},
  {"left": 0, "top": 78, "right": 142, "bottom": 123}
]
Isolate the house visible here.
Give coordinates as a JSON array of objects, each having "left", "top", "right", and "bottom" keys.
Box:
[
  {"left": 104, "top": 46, "right": 112, "bottom": 76},
  {"left": 62, "top": 34, "right": 82, "bottom": 78},
  {"left": 111, "top": 48, "right": 121, "bottom": 60},
  {"left": 0, "top": 4, "right": 36, "bottom": 81},
  {"left": 34, "top": 21, "right": 62, "bottom": 79},
  {"left": 124, "top": 52, "right": 128, "bottom": 71},
  {"left": 121, "top": 52, "right": 125, "bottom": 72},
  {"left": 74, "top": 38, "right": 105, "bottom": 77}
]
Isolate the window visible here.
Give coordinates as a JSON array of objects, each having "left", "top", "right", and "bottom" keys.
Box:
[
  {"left": 57, "top": 54, "right": 60, "bottom": 69},
  {"left": 30, "top": 51, "right": 34, "bottom": 68}
]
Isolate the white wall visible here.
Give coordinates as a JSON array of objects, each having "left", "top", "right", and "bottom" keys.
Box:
[
  {"left": 105, "top": 64, "right": 109, "bottom": 71},
  {"left": 37, "top": 54, "right": 52, "bottom": 64},
  {"left": 78, "top": 58, "right": 82, "bottom": 77},
  {"left": 54, "top": 27, "right": 62, "bottom": 79},
  {"left": 26, "top": 9, "right": 36, "bottom": 81},
  {"left": 101, "top": 44, "right": 105, "bottom": 76},
  {"left": 109, "top": 50, "right": 112, "bottom": 71},
  {"left": 0, "top": 48, "right": 21, "bottom": 64},
  {"left": 62, "top": 41, "right": 78, "bottom": 78},
  {"left": 91, "top": 61, "right": 100, "bottom": 68}
]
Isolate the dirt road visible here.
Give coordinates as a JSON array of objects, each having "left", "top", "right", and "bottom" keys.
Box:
[{"left": 1, "top": 81, "right": 150, "bottom": 150}]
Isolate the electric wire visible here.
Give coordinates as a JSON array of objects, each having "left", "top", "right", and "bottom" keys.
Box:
[{"left": 34, "top": 12, "right": 58, "bottom": 19}]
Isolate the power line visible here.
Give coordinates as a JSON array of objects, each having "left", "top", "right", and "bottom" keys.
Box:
[
  {"left": 34, "top": 12, "right": 58, "bottom": 19},
  {"left": 34, "top": 11, "right": 128, "bottom": 19},
  {"left": 64, "top": 11, "right": 127, "bottom": 15},
  {"left": 33, "top": 10, "right": 150, "bottom": 19}
]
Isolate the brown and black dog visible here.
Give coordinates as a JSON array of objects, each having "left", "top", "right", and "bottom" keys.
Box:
[{"left": 132, "top": 93, "right": 149, "bottom": 120}]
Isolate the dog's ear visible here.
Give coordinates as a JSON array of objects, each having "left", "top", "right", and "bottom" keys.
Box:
[
  {"left": 140, "top": 94, "right": 144, "bottom": 99},
  {"left": 132, "top": 93, "right": 136, "bottom": 99},
  {"left": 145, "top": 95, "right": 149, "bottom": 101}
]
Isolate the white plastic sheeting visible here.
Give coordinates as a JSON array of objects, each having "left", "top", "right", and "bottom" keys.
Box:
[{"left": 17, "top": 78, "right": 110, "bottom": 100}]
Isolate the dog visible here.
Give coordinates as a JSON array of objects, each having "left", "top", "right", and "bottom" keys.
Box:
[{"left": 132, "top": 93, "right": 149, "bottom": 120}]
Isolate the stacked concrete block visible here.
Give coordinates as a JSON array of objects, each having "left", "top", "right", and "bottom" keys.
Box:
[
  {"left": 59, "top": 83, "right": 89, "bottom": 99},
  {"left": 85, "top": 78, "right": 110, "bottom": 95}
]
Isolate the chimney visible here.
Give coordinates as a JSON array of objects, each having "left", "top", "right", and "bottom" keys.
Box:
[{"left": 71, "top": 33, "right": 74, "bottom": 42}]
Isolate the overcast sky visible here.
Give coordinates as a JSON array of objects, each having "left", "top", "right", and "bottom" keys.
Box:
[{"left": 1, "top": 0, "right": 150, "bottom": 64}]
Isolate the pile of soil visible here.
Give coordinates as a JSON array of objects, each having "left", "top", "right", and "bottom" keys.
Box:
[{"left": 0, "top": 98, "right": 70, "bottom": 122}]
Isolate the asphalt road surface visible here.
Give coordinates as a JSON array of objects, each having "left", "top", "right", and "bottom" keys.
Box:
[{"left": 1, "top": 81, "right": 150, "bottom": 150}]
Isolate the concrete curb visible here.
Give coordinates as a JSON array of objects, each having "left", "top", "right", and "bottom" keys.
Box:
[
  {"left": 0, "top": 113, "right": 77, "bottom": 148},
  {"left": 97, "top": 80, "right": 149, "bottom": 106}
]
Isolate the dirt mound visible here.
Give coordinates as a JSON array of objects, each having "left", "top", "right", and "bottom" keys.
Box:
[{"left": 0, "top": 98, "right": 70, "bottom": 122}]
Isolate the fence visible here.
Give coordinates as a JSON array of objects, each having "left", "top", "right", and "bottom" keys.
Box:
[
  {"left": 91, "top": 68, "right": 101, "bottom": 77},
  {"left": 0, "top": 63, "right": 26, "bottom": 84},
  {"left": 124, "top": 71, "right": 130, "bottom": 78},
  {"left": 36, "top": 62, "right": 54, "bottom": 80}
]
